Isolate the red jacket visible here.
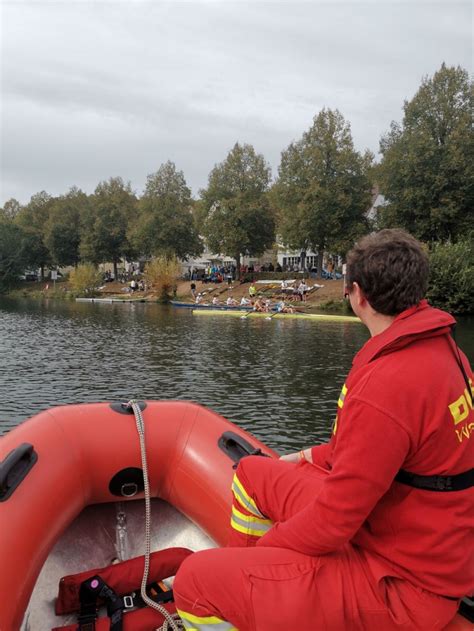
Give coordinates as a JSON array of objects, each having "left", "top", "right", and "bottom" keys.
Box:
[{"left": 259, "top": 301, "right": 474, "bottom": 598}]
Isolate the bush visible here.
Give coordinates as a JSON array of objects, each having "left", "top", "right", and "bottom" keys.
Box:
[
  {"left": 144, "top": 256, "right": 180, "bottom": 301},
  {"left": 426, "top": 240, "right": 474, "bottom": 315},
  {"left": 69, "top": 263, "right": 102, "bottom": 296}
]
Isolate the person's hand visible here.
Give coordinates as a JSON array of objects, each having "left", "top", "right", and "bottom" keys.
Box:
[
  {"left": 279, "top": 449, "right": 311, "bottom": 463},
  {"left": 279, "top": 452, "right": 300, "bottom": 462}
]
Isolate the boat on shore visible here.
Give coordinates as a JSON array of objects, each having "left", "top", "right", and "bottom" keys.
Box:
[
  {"left": 170, "top": 300, "right": 253, "bottom": 311},
  {"left": 0, "top": 401, "right": 470, "bottom": 630},
  {"left": 76, "top": 297, "right": 148, "bottom": 303}
]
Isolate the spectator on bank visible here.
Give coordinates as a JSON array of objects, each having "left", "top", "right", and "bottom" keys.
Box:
[{"left": 298, "top": 279, "right": 309, "bottom": 302}]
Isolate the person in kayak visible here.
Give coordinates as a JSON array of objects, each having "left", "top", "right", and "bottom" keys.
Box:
[{"left": 174, "top": 229, "right": 474, "bottom": 631}]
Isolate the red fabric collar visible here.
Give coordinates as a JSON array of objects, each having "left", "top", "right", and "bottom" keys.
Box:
[{"left": 352, "top": 300, "right": 456, "bottom": 369}]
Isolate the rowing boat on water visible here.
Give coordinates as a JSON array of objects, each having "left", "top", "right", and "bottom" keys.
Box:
[{"left": 192, "top": 309, "right": 361, "bottom": 322}]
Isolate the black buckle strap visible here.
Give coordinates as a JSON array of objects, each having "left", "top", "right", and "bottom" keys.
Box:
[
  {"left": 79, "top": 575, "right": 123, "bottom": 631},
  {"left": 396, "top": 468, "right": 474, "bottom": 492},
  {"left": 78, "top": 575, "right": 176, "bottom": 630}
]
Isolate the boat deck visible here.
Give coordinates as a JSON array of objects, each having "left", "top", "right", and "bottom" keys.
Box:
[{"left": 23, "top": 499, "right": 214, "bottom": 629}]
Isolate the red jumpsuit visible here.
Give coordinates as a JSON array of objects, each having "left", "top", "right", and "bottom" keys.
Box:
[{"left": 174, "top": 301, "right": 474, "bottom": 630}]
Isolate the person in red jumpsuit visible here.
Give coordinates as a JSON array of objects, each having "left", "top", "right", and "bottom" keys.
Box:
[{"left": 174, "top": 229, "right": 474, "bottom": 631}]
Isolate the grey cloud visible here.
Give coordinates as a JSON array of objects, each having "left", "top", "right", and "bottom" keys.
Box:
[{"left": 1, "top": 1, "right": 472, "bottom": 205}]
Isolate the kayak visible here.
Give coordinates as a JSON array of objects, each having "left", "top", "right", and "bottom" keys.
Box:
[
  {"left": 0, "top": 402, "right": 470, "bottom": 630},
  {"left": 192, "top": 309, "right": 361, "bottom": 322}
]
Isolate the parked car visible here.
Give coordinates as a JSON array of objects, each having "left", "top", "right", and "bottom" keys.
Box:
[
  {"left": 20, "top": 271, "right": 39, "bottom": 281},
  {"left": 311, "top": 268, "right": 343, "bottom": 280}
]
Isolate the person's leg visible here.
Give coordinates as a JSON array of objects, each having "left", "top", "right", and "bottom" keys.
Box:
[
  {"left": 174, "top": 545, "right": 319, "bottom": 631},
  {"left": 229, "top": 456, "right": 328, "bottom": 547},
  {"left": 174, "top": 543, "right": 457, "bottom": 631}
]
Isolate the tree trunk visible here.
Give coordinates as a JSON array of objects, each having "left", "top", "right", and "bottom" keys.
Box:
[
  {"left": 235, "top": 253, "right": 241, "bottom": 280},
  {"left": 300, "top": 250, "right": 306, "bottom": 272},
  {"left": 113, "top": 260, "right": 118, "bottom": 281},
  {"left": 317, "top": 252, "right": 324, "bottom": 278}
]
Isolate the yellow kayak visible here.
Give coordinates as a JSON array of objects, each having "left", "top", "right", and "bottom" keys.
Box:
[{"left": 192, "top": 309, "right": 360, "bottom": 322}]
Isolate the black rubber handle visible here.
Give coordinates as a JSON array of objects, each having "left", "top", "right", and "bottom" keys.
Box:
[
  {"left": 0, "top": 443, "right": 38, "bottom": 502},
  {"left": 218, "top": 431, "right": 268, "bottom": 465}
]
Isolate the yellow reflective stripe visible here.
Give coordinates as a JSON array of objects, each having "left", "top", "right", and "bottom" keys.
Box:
[
  {"left": 337, "top": 383, "right": 348, "bottom": 409},
  {"left": 177, "top": 608, "right": 238, "bottom": 630},
  {"left": 231, "top": 473, "right": 264, "bottom": 517},
  {"left": 231, "top": 505, "right": 273, "bottom": 534},
  {"left": 231, "top": 518, "right": 269, "bottom": 538},
  {"left": 232, "top": 504, "right": 272, "bottom": 525}
]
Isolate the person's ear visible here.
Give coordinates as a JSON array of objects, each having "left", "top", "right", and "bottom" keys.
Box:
[{"left": 352, "top": 282, "right": 366, "bottom": 307}]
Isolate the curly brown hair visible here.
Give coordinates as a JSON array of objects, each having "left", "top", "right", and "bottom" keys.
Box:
[{"left": 346, "top": 229, "right": 429, "bottom": 316}]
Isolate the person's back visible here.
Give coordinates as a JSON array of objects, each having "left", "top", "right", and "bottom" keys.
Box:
[
  {"left": 310, "top": 300, "right": 473, "bottom": 597},
  {"left": 174, "top": 229, "right": 473, "bottom": 631}
]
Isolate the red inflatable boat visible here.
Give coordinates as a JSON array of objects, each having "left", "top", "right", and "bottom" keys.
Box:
[{"left": 0, "top": 401, "right": 471, "bottom": 630}]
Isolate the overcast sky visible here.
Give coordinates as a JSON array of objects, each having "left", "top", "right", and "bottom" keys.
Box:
[{"left": 0, "top": 1, "right": 472, "bottom": 206}]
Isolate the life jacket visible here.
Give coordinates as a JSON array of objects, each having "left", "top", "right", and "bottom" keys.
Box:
[{"left": 53, "top": 546, "right": 193, "bottom": 631}]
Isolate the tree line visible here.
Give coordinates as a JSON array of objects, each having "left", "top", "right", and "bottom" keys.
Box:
[{"left": 1, "top": 63, "right": 472, "bottom": 294}]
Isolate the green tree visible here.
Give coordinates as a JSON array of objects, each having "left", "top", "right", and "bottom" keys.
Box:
[
  {"left": 200, "top": 143, "right": 275, "bottom": 275},
  {"left": 377, "top": 64, "right": 473, "bottom": 242},
  {"left": 69, "top": 263, "right": 102, "bottom": 296},
  {"left": 0, "top": 219, "right": 29, "bottom": 291},
  {"left": 131, "top": 161, "right": 202, "bottom": 260},
  {"left": 144, "top": 256, "right": 181, "bottom": 301},
  {"left": 426, "top": 239, "right": 474, "bottom": 314},
  {"left": 275, "top": 109, "right": 372, "bottom": 274},
  {"left": 15, "top": 191, "right": 54, "bottom": 279},
  {"left": 81, "top": 177, "right": 138, "bottom": 278},
  {"left": 44, "top": 187, "right": 89, "bottom": 268},
  {"left": 1, "top": 198, "right": 22, "bottom": 220}
]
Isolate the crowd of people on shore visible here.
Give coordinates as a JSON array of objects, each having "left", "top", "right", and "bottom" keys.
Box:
[{"left": 192, "top": 277, "right": 323, "bottom": 314}]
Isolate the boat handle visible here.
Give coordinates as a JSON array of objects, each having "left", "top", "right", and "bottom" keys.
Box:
[
  {"left": 218, "top": 431, "right": 269, "bottom": 466},
  {"left": 0, "top": 443, "right": 38, "bottom": 502}
]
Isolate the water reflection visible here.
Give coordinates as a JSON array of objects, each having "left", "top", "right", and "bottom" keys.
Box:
[{"left": 1, "top": 298, "right": 472, "bottom": 453}]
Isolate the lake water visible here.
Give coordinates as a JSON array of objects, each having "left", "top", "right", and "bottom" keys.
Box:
[{"left": 1, "top": 298, "right": 473, "bottom": 453}]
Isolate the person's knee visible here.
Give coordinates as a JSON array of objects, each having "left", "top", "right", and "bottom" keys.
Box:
[
  {"left": 235, "top": 454, "right": 269, "bottom": 484},
  {"left": 174, "top": 550, "right": 204, "bottom": 604}
]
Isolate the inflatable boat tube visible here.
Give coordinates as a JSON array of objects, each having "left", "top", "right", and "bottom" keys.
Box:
[{"left": 0, "top": 400, "right": 275, "bottom": 630}]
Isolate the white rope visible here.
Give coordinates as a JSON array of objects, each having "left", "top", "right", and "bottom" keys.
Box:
[{"left": 128, "top": 400, "right": 183, "bottom": 631}]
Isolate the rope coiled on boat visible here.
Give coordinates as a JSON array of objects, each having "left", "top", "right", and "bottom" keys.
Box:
[{"left": 128, "top": 399, "right": 183, "bottom": 631}]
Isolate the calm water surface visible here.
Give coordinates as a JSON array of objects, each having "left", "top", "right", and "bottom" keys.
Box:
[{"left": 1, "top": 298, "right": 473, "bottom": 453}]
